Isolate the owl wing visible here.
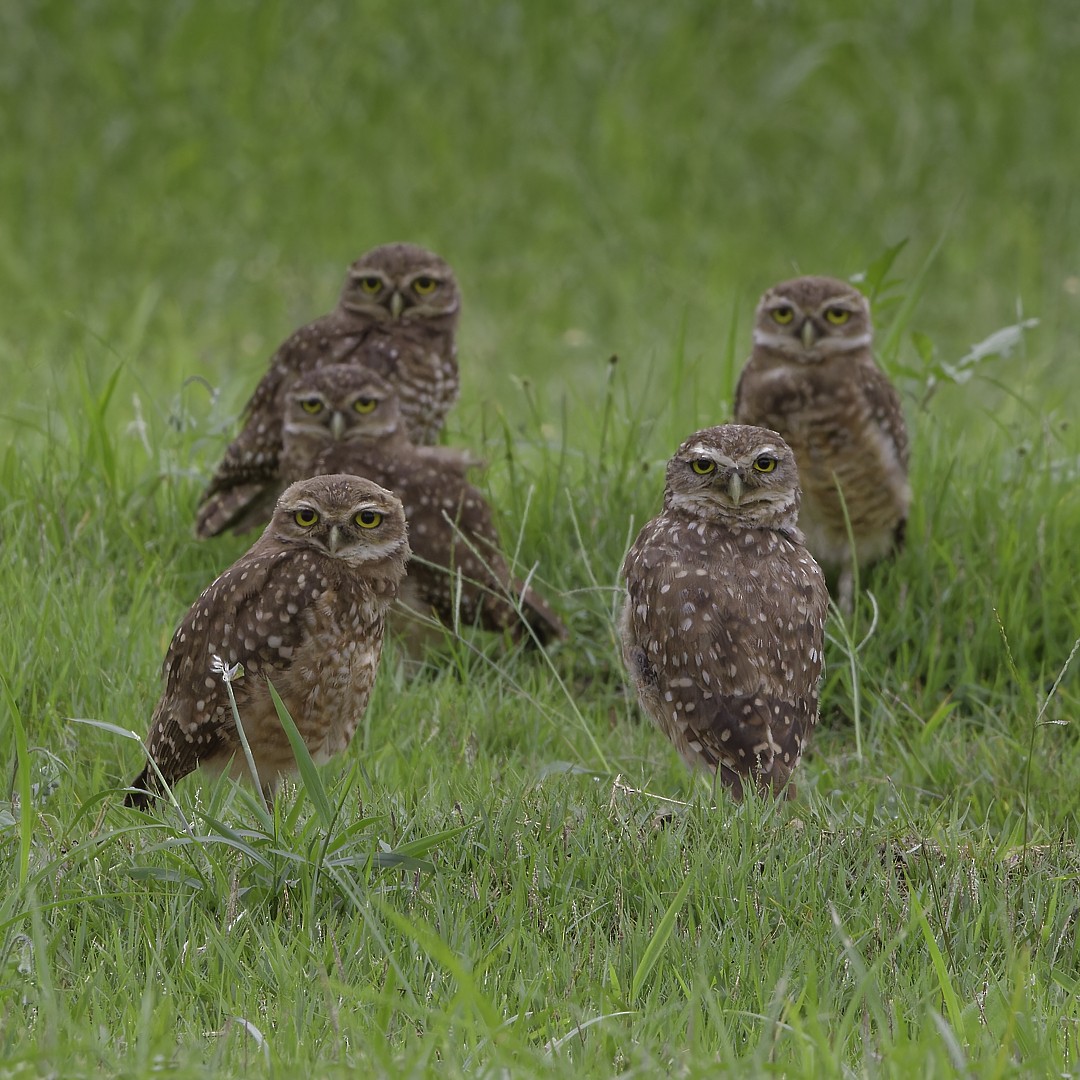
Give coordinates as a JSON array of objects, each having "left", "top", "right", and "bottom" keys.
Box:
[
  {"left": 732, "top": 357, "right": 808, "bottom": 433},
  {"left": 413, "top": 444, "right": 486, "bottom": 477},
  {"left": 139, "top": 548, "right": 326, "bottom": 789},
  {"left": 858, "top": 361, "right": 910, "bottom": 470},
  {"left": 194, "top": 312, "right": 372, "bottom": 538},
  {"left": 381, "top": 459, "right": 566, "bottom": 645},
  {"left": 732, "top": 357, "right": 754, "bottom": 420},
  {"left": 441, "top": 480, "right": 566, "bottom": 644},
  {"left": 622, "top": 523, "right": 826, "bottom": 795}
]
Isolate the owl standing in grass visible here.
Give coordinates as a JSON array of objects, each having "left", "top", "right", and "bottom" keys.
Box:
[
  {"left": 280, "top": 362, "right": 567, "bottom": 650},
  {"left": 734, "top": 276, "right": 910, "bottom": 613},
  {"left": 196, "top": 243, "right": 461, "bottom": 538},
  {"left": 127, "top": 475, "right": 410, "bottom": 809},
  {"left": 619, "top": 425, "right": 828, "bottom": 800}
]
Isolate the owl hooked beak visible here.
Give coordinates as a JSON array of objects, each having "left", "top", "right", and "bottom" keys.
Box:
[
  {"left": 800, "top": 320, "right": 818, "bottom": 349},
  {"left": 390, "top": 290, "right": 405, "bottom": 319},
  {"left": 328, "top": 524, "right": 341, "bottom": 554},
  {"left": 330, "top": 411, "right": 347, "bottom": 440},
  {"left": 726, "top": 472, "right": 744, "bottom": 506}
]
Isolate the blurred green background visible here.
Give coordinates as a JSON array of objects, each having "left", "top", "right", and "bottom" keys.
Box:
[{"left": 2, "top": 0, "right": 1076, "bottom": 444}]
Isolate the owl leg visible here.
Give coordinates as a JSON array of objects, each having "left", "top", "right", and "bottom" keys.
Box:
[
  {"left": 762, "top": 766, "right": 797, "bottom": 801},
  {"left": 714, "top": 763, "right": 749, "bottom": 802}
]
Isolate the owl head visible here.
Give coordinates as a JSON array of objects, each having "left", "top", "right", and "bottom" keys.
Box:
[
  {"left": 270, "top": 474, "right": 410, "bottom": 569},
  {"left": 752, "top": 276, "right": 871, "bottom": 363},
  {"left": 664, "top": 424, "right": 801, "bottom": 531},
  {"left": 282, "top": 363, "right": 404, "bottom": 477},
  {"left": 339, "top": 243, "right": 460, "bottom": 326}
]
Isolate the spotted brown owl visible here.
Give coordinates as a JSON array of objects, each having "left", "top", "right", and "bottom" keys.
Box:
[
  {"left": 195, "top": 243, "right": 461, "bottom": 538},
  {"left": 734, "top": 276, "right": 910, "bottom": 613},
  {"left": 126, "top": 474, "right": 410, "bottom": 809},
  {"left": 619, "top": 425, "right": 829, "bottom": 799},
  {"left": 279, "top": 362, "right": 567, "bottom": 650}
]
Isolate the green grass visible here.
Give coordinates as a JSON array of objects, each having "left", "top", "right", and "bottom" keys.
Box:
[{"left": 3, "top": 1, "right": 1080, "bottom": 1076}]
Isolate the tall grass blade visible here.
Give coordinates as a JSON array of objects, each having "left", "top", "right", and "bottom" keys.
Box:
[
  {"left": 1, "top": 673, "right": 32, "bottom": 887},
  {"left": 268, "top": 679, "right": 335, "bottom": 828},
  {"left": 630, "top": 872, "right": 693, "bottom": 1005},
  {"left": 909, "top": 885, "right": 965, "bottom": 1039}
]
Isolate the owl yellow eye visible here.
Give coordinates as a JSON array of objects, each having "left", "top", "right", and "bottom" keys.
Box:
[
  {"left": 294, "top": 508, "right": 320, "bottom": 527},
  {"left": 413, "top": 275, "right": 437, "bottom": 295},
  {"left": 825, "top": 307, "right": 850, "bottom": 325},
  {"left": 300, "top": 398, "right": 323, "bottom": 414},
  {"left": 353, "top": 397, "right": 377, "bottom": 414},
  {"left": 691, "top": 459, "right": 716, "bottom": 475},
  {"left": 772, "top": 306, "right": 795, "bottom": 325},
  {"left": 753, "top": 455, "right": 778, "bottom": 473},
  {"left": 355, "top": 509, "right": 382, "bottom": 529},
  {"left": 358, "top": 276, "right": 382, "bottom": 295}
]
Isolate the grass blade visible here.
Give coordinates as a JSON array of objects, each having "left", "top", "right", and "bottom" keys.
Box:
[
  {"left": 630, "top": 872, "right": 693, "bottom": 1005},
  {"left": 373, "top": 900, "right": 503, "bottom": 1031},
  {"left": 267, "top": 679, "right": 335, "bottom": 828},
  {"left": 908, "top": 883, "right": 965, "bottom": 1038},
  {"left": 1, "top": 673, "right": 32, "bottom": 887}
]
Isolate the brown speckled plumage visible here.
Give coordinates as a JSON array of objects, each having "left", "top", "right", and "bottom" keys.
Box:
[
  {"left": 126, "top": 475, "right": 410, "bottom": 809},
  {"left": 195, "top": 243, "right": 460, "bottom": 538},
  {"left": 280, "top": 363, "right": 567, "bottom": 650},
  {"left": 734, "top": 276, "right": 910, "bottom": 612},
  {"left": 619, "top": 425, "right": 828, "bottom": 799}
]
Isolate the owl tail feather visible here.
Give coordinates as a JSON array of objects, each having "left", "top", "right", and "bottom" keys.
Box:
[{"left": 124, "top": 767, "right": 159, "bottom": 811}]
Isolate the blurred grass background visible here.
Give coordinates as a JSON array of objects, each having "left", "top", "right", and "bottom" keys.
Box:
[{"left": 2, "top": 0, "right": 1077, "bottom": 426}]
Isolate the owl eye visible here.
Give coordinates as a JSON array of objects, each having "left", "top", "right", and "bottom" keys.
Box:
[
  {"left": 294, "top": 508, "right": 320, "bottom": 527},
  {"left": 691, "top": 459, "right": 716, "bottom": 475},
  {"left": 772, "top": 306, "right": 795, "bottom": 325},
  {"left": 413, "top": 275, "right": 437, "bottom": 295},
  {"left": 357, "top": 275, "right": 383, "bottom": 295},
  {"left": 752, "top": 455, "right": 778, "bottom": 473},
  {"left": 299, "top": 397, "right": 323, "bottom": 414},
  {"left": 353, "top": 397, "right": 377, "bottom": 414},
  {"left": 824, "top": 307, "right": 851, "bottom": 325},
  {"left": 355, "top": 509, "right": 382, "bottom": 529}
]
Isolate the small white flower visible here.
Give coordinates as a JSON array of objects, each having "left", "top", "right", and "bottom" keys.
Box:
[{"left": 210, "top": 655, "right": 245, "bottom": 682}]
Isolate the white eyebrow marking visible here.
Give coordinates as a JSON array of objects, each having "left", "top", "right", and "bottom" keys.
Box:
[
  {"left": 684, "top": 444, "right": 733, "bottom": 466},
  {"left": 350, "top": 499, "right": 389, "bottom": 515}
]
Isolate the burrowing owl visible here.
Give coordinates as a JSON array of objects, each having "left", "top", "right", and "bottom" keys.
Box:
[
  {"left": 734, "top": 276, "right": 910, "bottom": 612},
  {"left": 280, "top": 363, "right": 567, "bottom": 649},
  {"left": 126, "top": 474, "right": 410, "bottom": 809},
  {"left": 195, "top": 242, "right": 461, "bottom": 538},
  {"left": 619, "top": 425, "right": 829, "bottom": 799}
]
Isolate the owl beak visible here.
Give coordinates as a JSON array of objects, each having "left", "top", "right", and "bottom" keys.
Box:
[
  {"left": 328, "top": 525, "right": 341, "bottom": 554},
  {"left": 726, "top": 472, "right": 744, "bottom": 506},
  {"left": 330, "top": 410, "right": 346, "bottom": 440},
  {"left": 390, "top": 290, "right": 405, "bottom": 320},
  {"left": 800, "top": 319, "right": 818, "bottom": 349}
]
